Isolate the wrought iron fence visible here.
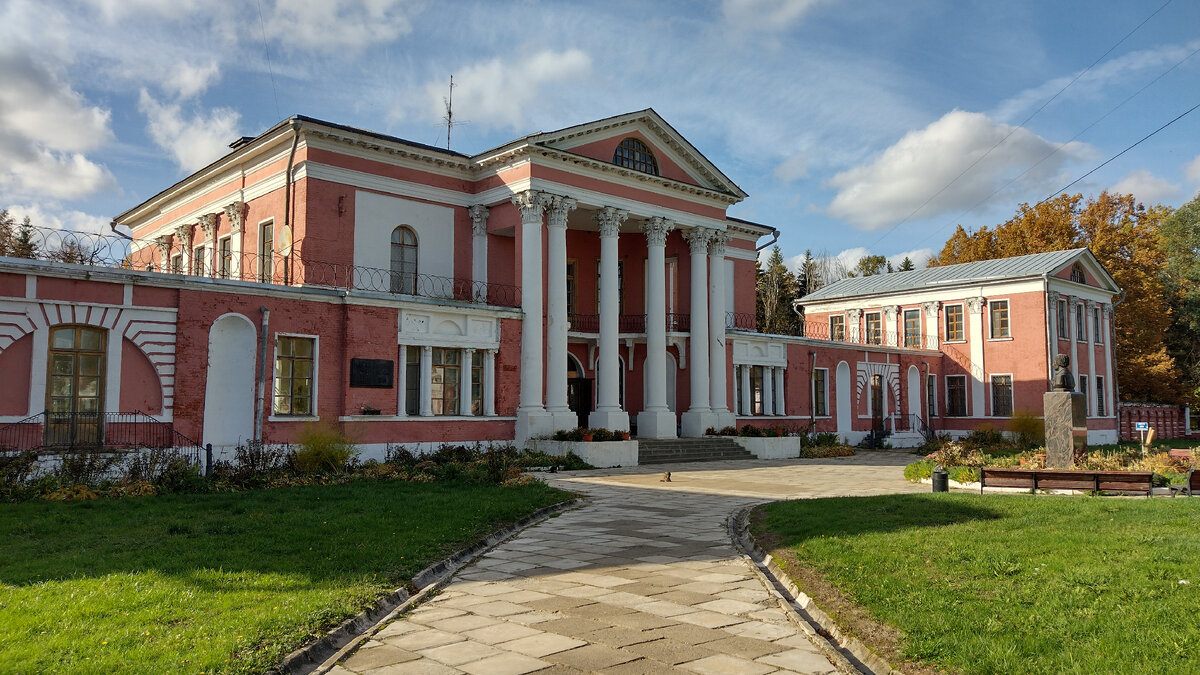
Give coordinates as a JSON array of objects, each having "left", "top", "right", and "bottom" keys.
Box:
[
  {"left": 665, "top": 313, "right": 690, "bottom": 332},
  {"left": 800, "top": 321, "right": 932, "bottom": 349},
  {"left": 726, "top": 312, "right": 757, "bottom": 331},
  {"left": 0, "top": 411, "right": 204, "bottom": 461}
]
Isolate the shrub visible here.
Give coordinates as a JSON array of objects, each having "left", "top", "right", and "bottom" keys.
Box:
[
  {"left": 292, "top": 425, "right": 359, "bottom": 475},
  {"left": 739, "top": 424, "right": 765, "bottom": 438},
  {"left": 52, "top": 449, "right": 123, "bottom": 487},
  {"left": 384, "top": 444, "right": 417, "bottom": 468},
  {"left": 1008, "top": 411, "right": 1045, "bottom": 449},
  {"left": 799, "top": 445, "right": 855, "bottom": 459},
  {"left": 552, "top": 428, "right": 584, "bottom": 442},
  {"left": 428, "top": 443, "right": 477, "bottom": 466},
  {"left": 949, "top": 466, "right": 980, "bottom": 484},
  {"left": 904, "top": 459, "right": 935, "bottom": 482},
  {"left": 931, "top": 441, "right": 989, "bottom": 468},
  {"left": 0, "top": 450, "right": 40, "bottom": 500},
  {"left": 809, "top": 432, "right": 841, "bottom": 447}
]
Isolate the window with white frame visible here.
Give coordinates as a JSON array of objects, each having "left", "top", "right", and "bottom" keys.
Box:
[
  {"left": 1093, "top": 307, "right": 1102, "bottom": 343},
  {"left": 990, "top": 300, "right": 1010, "bottom": 338},
  {"left": 390, "top": 226, "right": 418, "bottom": 294},
  {"left": 403, "top": 346, "right": 483, "bottom": 416},
  {"left": 259, "top": 220, "right": 274, "bottom": 283},
  {"left": 812, "top": 368, "right": 828, "bottom": 416},
  {"left": 193, "top": 245, "right": 206, "bottom": 276},
  {"left": 904, "top": 309, "right": 921, "bottom": 347},
  {"left": 945, "top": 304, "right": 964, "bottom": 341},
  {"left": 829, "top": 315, "right": 845, "bottom": 341},
  {"left": 990, "top": 375, "right": 1013, "bottom": 417},
  {"left": 170, "top": 253, "right": 182, "bottom": 275},
  {"left": 926, "top": 373, "right": 937, "bottom": 418},
  {"left": 946, "top": 375, "right": 967, "bottom": 417},
  {"left": 430, "top": 347, "right": 460, "bottom": 415},
  {"left": 273, "top": 335, "right": 315, "bottom": 416},
  {"left": 1076, "top": 304, "right": 1086, "bottom": 341},
  {"left": 1079, "top": 374, "right": 1089, "bottom": 415},
  {"left": 1096, "top": 376, "right": 1106, "bottom": 416},
  {"left": 1057, "top": 298, "right": 1067, "bottom": 337},
  {"left": 865, "top": 312, "right": 882, "bottom": 345},
  {"left": 404, "top": 346, "right": 420, "bottom": 416},
  {"left": 218, "top": 236, "right": 231, "bottom": 279}
]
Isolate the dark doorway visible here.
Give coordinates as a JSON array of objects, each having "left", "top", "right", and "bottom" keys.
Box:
[
  {"left": 871, "top": 374, "right": 884, "bottom": 434},
  {"left": 568, "top": 378, "right": 593, "bottom": 429}
]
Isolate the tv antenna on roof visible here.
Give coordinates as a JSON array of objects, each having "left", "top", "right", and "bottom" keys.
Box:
[{"left": 442, "top": 75, "right": 468, "bottom": 150}]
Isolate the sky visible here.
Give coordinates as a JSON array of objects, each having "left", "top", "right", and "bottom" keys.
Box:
[{"left": 2, "top": 0, "right": 1198, "bottom": 274}]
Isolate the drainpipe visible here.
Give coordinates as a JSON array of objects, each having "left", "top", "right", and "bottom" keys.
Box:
[
  {"left": 755, "top": 228, "right": 780, "bottom": 252},
  {"left": 283, "top": 120, "right": 301, "bottom": 281},
  {"left": 254, "top": 306, "right": 270, "bottom": 443}
]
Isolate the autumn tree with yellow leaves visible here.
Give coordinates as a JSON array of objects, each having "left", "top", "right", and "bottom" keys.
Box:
[{"left": 929, "top": 192, "right": 1182, "bottom": 403}]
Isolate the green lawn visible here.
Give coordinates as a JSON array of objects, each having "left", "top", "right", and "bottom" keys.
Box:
[
  {"left": 756, "top": 494, "right": 1200, "bottom": 674},
  {"left": 0, "top": 479, "right": 571, "bottom": 674}
]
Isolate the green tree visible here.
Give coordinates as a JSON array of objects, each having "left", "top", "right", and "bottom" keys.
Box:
[
  {"left": 1159, "top": 191, "right": 1200, "bottom": 406},
  {"left": 0, "top": 209, "right": 13, "bottom": 257},
  {"left": 756, "top": 246, "right": 801, "bottom": 335},
  {"left": 897, "top": 256, "right": 915, "bottom": 272},
  {"left": 12, "top": 216, "right": 38, "bottom": 259},
  {"left": 847, "top": 254, "right": 888, "bottom": 277}
]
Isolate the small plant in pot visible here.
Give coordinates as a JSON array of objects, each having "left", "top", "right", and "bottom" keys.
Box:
[{"left": 581, "top": 428, "right": 595, "bottom": 442}]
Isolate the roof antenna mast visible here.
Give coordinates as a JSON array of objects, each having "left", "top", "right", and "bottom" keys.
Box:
[{"left": 443, "top": 75, "right": 455, "bottom": 150}]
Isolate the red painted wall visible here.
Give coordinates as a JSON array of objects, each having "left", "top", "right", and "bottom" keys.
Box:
[
  {"left": 0, "top": 334, "right": 32, "bottom": 415},
  {"left": 119, "top": 338, "right": 163, "bottom": 414}
]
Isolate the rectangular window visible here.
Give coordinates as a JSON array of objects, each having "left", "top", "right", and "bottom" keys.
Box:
[
  {"left": 813, "top": 368, "right": 828, "bottom": 416},
  {"left": 218, "top": 236, "right": 231, "bottom": 279},
  {"left": 904, "top": 309, "right": 921, "bottom": 347},
  {"left": 865, "top": 312, "right": 882, "bottom": 345},
  {"left": 404, "top": 346, "right": 419, "bottom": 416},
  {"left": 1093, "top": 307, "right": 1102, "bottom": 344},
  {"left": 566, "top": 259, "right": 577, "bottom": 318},
  {"left": 990, "top": 375, "right": 1013, "bottom": 417},
  {"left": 945, "top": 304, "right": 964, "bottom": 341},
  {"left": 990, "top": 300, "right": 1010, "bottom": 338},
  {"left": 829, "top": 315, "right": 845, "bottom": 341},
  {"left": 1096, "top": 376, "right": 1106, "bottom": 416},
  {"left": 430, "top": 347, "right": 460, "bottom": 416},
  {"left": 170, "top": 253, "right": 182, "bottom": 275},
  {"left": 946, "top": 375, "right": 967, "bottom": 417},
  {"left": 259, "top": 220, "right": 274, "bottom": 283},
  {"left": 273, "top": 335, "right": 315, "bottom": 416},
  {"left": 471, "top": 355, "right": 483, "bottom": 414},
  {"left": 926, "top": 373, "right": 937, "bottom": 418},
  {"left": 1079, "top": 374, "right": 1089, "bottom": 415},
  {"left": 1057, "top": 299, "right": 1068, "bottom": 337},
  {"left": 1076, "top": 305, "right": 1086, "bottom": 341},
  {"left": 750, "top": 365, "right": 764, "bottom": 416},
  {"left": 734, "top": 365, "right": 742, "bottom": 415},
  {"left": 192, "top": 245, "right": 206, "bottom": 276}
]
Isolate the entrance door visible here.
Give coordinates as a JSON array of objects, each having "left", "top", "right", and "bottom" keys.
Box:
[
  {"left": 871, "top": 374, "right": 884, "bottom": 434},
  {"left": 45, "top": 325, "right": 106, "bottom": 447},
  {"left": 567, "top": 378, "right": 593, "bottom": 429},
  {"left": 203, "top": 315, "right": 257, "bottom": 450}
]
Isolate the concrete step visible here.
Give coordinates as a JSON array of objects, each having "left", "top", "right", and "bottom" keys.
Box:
[{"left": 636, "top": 437, "right": 755, "bottom": 464}]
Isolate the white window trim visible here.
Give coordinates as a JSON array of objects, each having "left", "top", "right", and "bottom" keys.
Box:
[
  {"left": 1075, "top": 304, "right": 1087, "bottom": 342},
  {"left": 1093, "top": 307, "right": 1103, "bottom": 344},
  {"left": 258, "top": 217, "right": 275, "bottom": 282},
  {"left": 902, "top": 308, "right": 922, "bottom": 347},
  {"left": 988, "top": 372, "right": 1014, "bottom": 418},
  {"left": 943, "top": 302, "right": 966, "bottom": 343},
  {"left": 864, "top": 311, "right": 882, "bottom": 345},
  {"left": 988, "top": 297, "right": 1011, "bottom": 340},
  {"left": 926, "top": 373, "right": 938, "bottom": 418},
  {"left": 828, "top": 315, "right": 844, "bottom": 341},
  {"left": 1079, "top": 374, "right": 1090, "bottom": 416},
  {"left": 1057, "top": 298, "right": 1069, "bottom": 339},
  {"left": 269, "top": 332, "right": 319, "bottom": 420},
  {"left": 217, "top": 234, "right": 232, "bottom": 278},
  {"left": 812, "top": 367, "right": 829, "bottom": 418},
  {"left": 1095, "top": 375, "right": 1107, "bottom": 417},
  {"left": 169, "top": 252, "right": 182, "bottom": 274},
  {"left": 945, "top": 374, "right": 968, "bottom": 417},
  {"left": 192, "top": 244, "right": 206, "bottom": 276}
]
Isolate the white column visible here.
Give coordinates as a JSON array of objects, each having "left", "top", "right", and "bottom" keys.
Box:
[
  {"left": 224, "top": 201, "right": 245, "bottom": 279},
  {"left": 1102, "top": 305, "right": 1114, "bottom": 417},
  {"left": 774, "top": 367, "right": 786, "bottom": 415},
  {"left": 419, "top": 345, "right": 433, "bottom": 417},
  {"left": 397, "top": 345, "right": 407, "bottom": 416},
  {"left": 545, "top": 196, "right": 577, "bottom": 431},
  {"left": 681, "top": 227, "right": 716, "bottom": 436},
  {"left": 154, "top": 236, "right": 171, "bottom": 273},
  {"left": 589, "top": 207, "right": 630, "bottom": 432},
  {"left": 460, "top": 349, "right": 474, "bottom": 416},
  {"left": 200, "top": 214, "right": 217, "bottom": 277},
  {"left": 512, "top": 191, "right": 552, "bottom": 442},
  {"left": 483, "top": 349, "right": 496, "bottom": 416},
  {"left": 1086, "top": 300, "right": 1097, "bottom": 416},
  {"left": 846, "top": 309, "right": 862, "bottom": 344},
  {"left": 1047, "top": 291, "right": 1060, "bottom": 362},
  {"left": 708, "top": 232, "right": 734, "bottom": 428},
  {"left": 922, "top": 302, "right": 940, "bottom": 350},
  {"left": 883, "top": 306, "right": 898, "bottom": 347},
  {"left": 638, "top": 217, "right": 676, "bottom": 437},
  {"left": 740, "top": 364, "right": 752, "bottom": 417},
  {"left": 762, "top": 366, "right": 774, "bottom": 417},
  {"left": 468, "top": 205, "right": 489, "bottom": 303},
  {"left": 175, "top": 224, "right": 193, "bottom": 275},
  {"left": 966, "top": 297, "right": 985, "bottom": 416}
]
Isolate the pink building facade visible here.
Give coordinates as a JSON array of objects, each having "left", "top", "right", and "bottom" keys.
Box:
[{"left": 0, "top": 111, "right": 1122, "bottom": 455}]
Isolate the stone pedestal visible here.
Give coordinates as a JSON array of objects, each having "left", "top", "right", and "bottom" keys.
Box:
[{"left": 1044, "top": 391, "right": 1086, "bottom": 468}]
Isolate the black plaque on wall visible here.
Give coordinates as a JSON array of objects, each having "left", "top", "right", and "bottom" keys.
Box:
[{"left": 349, "top": 358, "right": 394, "bottom": 388}]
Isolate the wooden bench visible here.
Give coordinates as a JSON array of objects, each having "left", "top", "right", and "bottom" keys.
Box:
[
  {"left": 1169, "top": 469, "right": 1199, "bottom": 497},
  {"left": 980, "top": 468, "right": 1154, "bottom": 496}
]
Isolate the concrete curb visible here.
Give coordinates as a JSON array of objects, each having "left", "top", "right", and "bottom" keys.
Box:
[
  {"left": 275, "top": 497, "right": 583, "bottom": 674},
  {"left": 727, "top": 506, "right": 895, "bottom": 675}
]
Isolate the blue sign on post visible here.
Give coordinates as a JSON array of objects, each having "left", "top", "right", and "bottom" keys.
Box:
[{"left": 1135, "top": 421, "right": 1149, "bottom": 431}]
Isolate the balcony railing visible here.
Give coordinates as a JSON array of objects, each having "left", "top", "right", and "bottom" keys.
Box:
[
  {"left": 725, "top": 312, "right": 757, "bottom": 331},
  {"left": 0, "top": 410, "right": 203, "bottom": 460},
  {"left": 799, "top": 321, "right": 933, "bottom": 349},
  {"left": 567, "top": 313, "right": 693, "bottom": 333}
]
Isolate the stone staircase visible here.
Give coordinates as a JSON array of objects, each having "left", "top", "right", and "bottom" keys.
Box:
[{"left": 635, "top": 437, "right": 756, "bottom": 465}]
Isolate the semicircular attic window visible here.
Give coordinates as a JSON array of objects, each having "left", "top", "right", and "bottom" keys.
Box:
[
  {"left": 613, "top": 138, "right": 660, "bottom": 175},
  {"left": 1070, "top": 262, "right": 1085, "bottom": 283}
]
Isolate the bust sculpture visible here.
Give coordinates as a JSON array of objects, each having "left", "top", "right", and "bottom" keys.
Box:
[{"left": 1051, "top": 353, "right": 1075, "bottom": 392}]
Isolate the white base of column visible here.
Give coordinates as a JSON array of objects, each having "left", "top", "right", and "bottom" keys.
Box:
[
  {"left": 680, "top": 409, "right": 718, "bottom": 438},
  {"left": 710, "top": 410, "right": 736, "bottom": 431},
  {"left": 515, "top": 408, "right": 555, "bottom": 446},
  {"left": 550, "top": 410, "right": 579, "bottom": 432},
  {"left": 636, "top": 410, "right": 677, "bottom": 438},
  {"left": 588, "top": 409, "right": 630, "bottom": 432}
]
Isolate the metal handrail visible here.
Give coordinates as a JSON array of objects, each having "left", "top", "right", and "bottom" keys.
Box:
[{"left": 0, "top": 410, "right": 203, "bottom": 460}]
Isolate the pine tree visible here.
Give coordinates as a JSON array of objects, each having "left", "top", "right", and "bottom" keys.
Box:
[
  {"left": 0, "top": 209, "right": 13, "bottom": 257},
  {"left": 755, "top": 246, "right": 801, "bottom": 335},
  {"left": 12, "top": 216, "right": 38, "bottom": 259},
  {"left": 898, "top": 256, "right": 915, "bottom": 271}
]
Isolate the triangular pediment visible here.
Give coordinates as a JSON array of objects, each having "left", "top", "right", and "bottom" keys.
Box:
[
  {"left": 528, "top": 109, "right": 747, "bottom": 199},
  {"left": 1050, "top": 249, "right": 1120, "bottom": 293}
]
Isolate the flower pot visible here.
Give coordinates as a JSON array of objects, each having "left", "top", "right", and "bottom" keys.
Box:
[
  {"left": 620, "top": 431, "right": 631, "bottom": 441},
  {"left": 581, "top": 433, "right": 594, "bottom": 442}
]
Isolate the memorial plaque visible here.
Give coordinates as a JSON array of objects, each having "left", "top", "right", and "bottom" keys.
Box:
[{"left": 349, "top": 358, "right": 394, "bottom": 388}]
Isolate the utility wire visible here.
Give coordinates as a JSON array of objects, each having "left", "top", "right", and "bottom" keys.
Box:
[
  {"left": 866, "top": 0, "right": 1174, "bottom": 250},
  {"left": 255, "top": 0, "right": 282, "bottom": 119}
]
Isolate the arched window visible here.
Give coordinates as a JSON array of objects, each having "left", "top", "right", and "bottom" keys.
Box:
[
  {"left": 613, "top": 138, "right": 659, "bottom": 175},
  {"left": 390, "top": 226, "right": 418, "bottom": 294},
  {"left": 1070, "top": 262, "right": 1085, "bottom": 283},
  {"left": 46, "top": 325, "right": 107, "bottom": 446}
]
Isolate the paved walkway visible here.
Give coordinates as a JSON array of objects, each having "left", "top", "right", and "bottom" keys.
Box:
[{"left": 331, "top": 452, "right": 923, "bottom": 675}]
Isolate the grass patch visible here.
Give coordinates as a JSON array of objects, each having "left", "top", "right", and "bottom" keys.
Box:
[
  {"left": 755, "top": 494, "right": 1200, "bottom": 674},
  {"left": 0, "top": 479, "right": 570, "bottom": 673}
]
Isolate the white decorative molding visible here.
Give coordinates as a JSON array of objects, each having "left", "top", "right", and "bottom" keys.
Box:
[
  {"left": 683, "top": 226, "right": 714, "bottom": 254},
  {"left": 642, "top": 217, "right": 674, "bottom": 246},
  {"left": 467, "top": 204, "right": 489, "bottom": 236},
  {"left": 397, "top": 308, "right": 500, "bottom": 349},
  {"left": 731, "top": 337, "right": 788, "bottom": 367},
  {"left": 595, "top": 206, "right": 629, "bottom": 237}
]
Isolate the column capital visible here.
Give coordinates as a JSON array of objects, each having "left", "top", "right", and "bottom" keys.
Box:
[
  {"left": 468, "top": 204, "right": 489, "bottom": 236},
  {"left": 223, "top": 201, "right": 246, "bottom": 234},
  {"left": 174, "top": 223, "right": 193, "bottom": 248},
  {"left": 883, "top": 305, "right": 899, "bottom": 320},
  {"left": 511, "top": 190, "right": 550, "bottom": 220},
  {"left": 422, "top": 345, "right": 432, "bottom": 354},
  {"left": 966, "top": 296, "right": 985, "bottom": 314},
  {"left": 1103, "top": 303, "right": 1113, "bottom": 318},
  {"left": 921, "top": 300, "right": 940, "bottom": 315},
  {"left": 199, "top": 213, "right": 218, "bottom": 242},
  {"left": 1085, "top": 299, "right": 1098, "bottom": 310},
  {"left": 1067, "top": 294, "right": 1082, "bottom": 307},
  {"left": 1047, "top": 290, "right": 1060, "bottom": 303},
  {"left": 708, "top": 230, "right": 730, "bottom": 258},
  {"left": 463, "top": 347, "right": 476, "bottom": 355},
  {"left": 642, "top": 216, "right": 674, "bottom": 246},
  {"left": 846, "top": 308, "right": 862, "bottom": 321},
  {"left": 546, "top": 195, "right": 577, "bottom": 229},
  {"left": 154, "top": 235, "right": 172, "bottom": 259},
  {"left": 682, "top": 226, "right": 714, "bottom": 254},
  {"left": 595, "top": 206, "right": 628, "bottom": 237}
]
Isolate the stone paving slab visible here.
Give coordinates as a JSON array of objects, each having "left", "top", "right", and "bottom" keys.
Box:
[{"left": 334, "top": 453, "right": 920, "bottom": 674}]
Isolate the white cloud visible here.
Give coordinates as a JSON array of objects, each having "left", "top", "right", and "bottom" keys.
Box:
[
  {"left": 721, "top": 0, "right": 831, "bottom": 32},
  {"left": 4, "top": 203, "right": 111, "bottom": 234},
  {"left": 0, "top": 142, "right": 117, "bottom": 201},
  {"left": 888, "top": 248, "right": 932, "bottom": 270},
  {"left": 266, "top": 0, "right": 417, "bottom": 53},
  {"left": 1110, "top": 169, "right": 1181, "bottom": 204},
  {"left": 164, "top": 61, "right": 222, "bottom": 100},
  {"left": 826, "top": 110, "right": 1093, "bottom": 230},
  {"left": 774, "top": 153, "right": 809, "bottom": 183},
  {"left": 413, "top": 49, "right": 593, "bottom": 131},
  {"left": 81, "top": 0, "right": 208, "bottom": 21},
  {"left": 138, "top": 90, "right": 241, "bottom": 173},
  {"left": 1185, "top": 156, "right": 1200, "bottom": 185}
]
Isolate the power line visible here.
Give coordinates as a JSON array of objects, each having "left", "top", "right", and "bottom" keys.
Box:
[
  {"left": 866, "top": 0, "right": 1174, "bottom": 250},
  {"left": 255, "top": 0, "right": 281, "bottom": 120}
]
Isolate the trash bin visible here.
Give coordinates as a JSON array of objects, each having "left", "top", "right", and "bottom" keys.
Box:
[{"left": 932, "top": 465, "right": 949, "bottom": 492}]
